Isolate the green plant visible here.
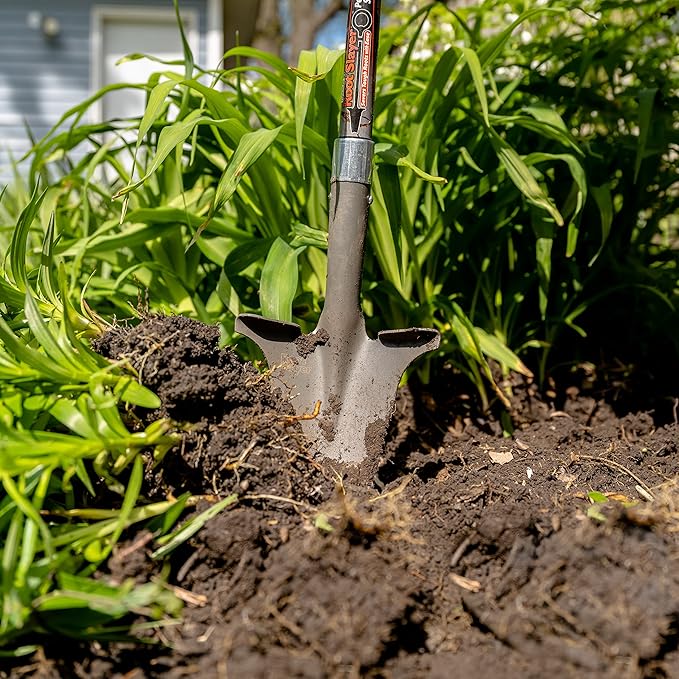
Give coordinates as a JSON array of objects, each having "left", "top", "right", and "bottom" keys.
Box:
[
  {"left": 509, "top": 0, "right": 679, "bottom": 383},
  {"left": 389, "top": 0, "right": 678, "bottom": 390},
  {"left": 0, "top": 189, "right": 187, "bottom": 649},
  {"left": 1, "top": 0, "right": 676, "bottom": 657},
  {"left": 5, "top": 1, "right": 676, "bottom": 406},
  {"left": 18, "top": 4, "right": 585, "bottom": 407}
]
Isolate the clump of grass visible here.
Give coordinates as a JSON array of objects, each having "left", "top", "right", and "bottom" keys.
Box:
[
  {"left": 7, "top": 1, "right": 674, "bottom": 407},
  {"left": 0, "top": 189, "right": 189, "bottom": 651}
]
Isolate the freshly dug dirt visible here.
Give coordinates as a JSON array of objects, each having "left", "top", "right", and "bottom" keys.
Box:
[{"left": 6, "top": 316, "right": 679, "bottom": 679}]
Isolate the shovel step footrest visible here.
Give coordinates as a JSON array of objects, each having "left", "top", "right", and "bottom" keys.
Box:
[
  {"left": 378, "top": 327, "right": 440, "bottom": 349},
  {"left": 235, "top": 313, "right": 301, "bottom": 342}
]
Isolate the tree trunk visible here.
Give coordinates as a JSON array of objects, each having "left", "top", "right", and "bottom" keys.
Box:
[
  {"left": 223, "top": 0, "right": 347, "bottom": 64},
  {"left": 222, "top": 0, "right": 261, "bottom": 66},
  {"left": 289, "top": 0, "right": 317, "bottom": 59},
  {"left": 252, "top": 0, "right": 284, "bottom": 57},
  {"left": 289, "top": 0, "right": 346, "bottom": 61}
]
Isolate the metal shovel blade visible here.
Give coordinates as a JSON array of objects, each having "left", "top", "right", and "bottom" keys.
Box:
[
  {"left": 235, "top": 0, "right": 440, "bottom": 463},
  {"left": 236, "top": 314, "right": 439, "bottom": 463}
]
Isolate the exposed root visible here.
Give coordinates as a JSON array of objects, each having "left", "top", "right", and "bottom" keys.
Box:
[
  {"left": 280, "top": 400, "right": 322, "bottom": 424},
  {"left": 570, "top": 452, "right": 656, "bottom": 499}
]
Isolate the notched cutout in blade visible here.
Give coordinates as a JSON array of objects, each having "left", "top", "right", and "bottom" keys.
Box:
[
  {"left": 377, "top": 327, "right": 440, "bottom": 349},
  {"left": 235, "top": 313, "right": 302, "bottom": 343}
]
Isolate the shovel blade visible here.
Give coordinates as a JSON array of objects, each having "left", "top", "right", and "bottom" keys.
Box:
[{"left": 236, "top": 314, "right": 439, "bottom": 463}]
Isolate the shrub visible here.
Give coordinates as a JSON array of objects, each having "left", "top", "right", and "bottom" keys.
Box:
[{"left": 2, "top": 0, "right": 676, "bottom": 403}]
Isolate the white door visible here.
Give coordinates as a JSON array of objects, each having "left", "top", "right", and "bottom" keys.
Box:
[{"left": 91, "top": 7, "right": 199, "bottom": 122}]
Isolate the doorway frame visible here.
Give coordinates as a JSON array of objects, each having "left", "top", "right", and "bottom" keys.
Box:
[{"left": 89, "top": 2, "right": 221, "bottom": 122}]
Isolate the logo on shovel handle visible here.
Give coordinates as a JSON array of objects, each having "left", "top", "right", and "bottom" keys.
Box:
[{"left": 352, "top": 9, "right": 372, "bottom": 35}]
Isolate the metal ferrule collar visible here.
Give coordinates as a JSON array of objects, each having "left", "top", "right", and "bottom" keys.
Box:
[{"left": 331, "top": 137, "right": 374, "bottom": 185}]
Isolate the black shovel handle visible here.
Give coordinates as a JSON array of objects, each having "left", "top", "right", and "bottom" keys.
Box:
[
  {"left": 320, "top": 0, "right": 381, "bottom": 333},
  {"left": 340, "top": 0, "right": 382, "bottom": 139}
]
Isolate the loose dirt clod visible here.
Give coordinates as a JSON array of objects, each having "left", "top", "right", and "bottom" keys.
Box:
[
  {"left": 294, "top": 327, "right": 330, "bottom": 358},
  {"left": 8, "top": 315, "right": 679, "bottom": 679}
]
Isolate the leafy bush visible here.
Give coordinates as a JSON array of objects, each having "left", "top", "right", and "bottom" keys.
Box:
[
  {"left": 5, "top": 1, "right": 674, "bottom": 405},
  {"left": 0, "top": 191, "right": 187, "bottom": 649},
  {"left": 390, "top": 0, "right": 678, "bottom": 392}
]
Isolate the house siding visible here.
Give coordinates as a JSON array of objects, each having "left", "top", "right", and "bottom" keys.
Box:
[{"left": 0, "top": 0, "right": 211, "bottom": 181}]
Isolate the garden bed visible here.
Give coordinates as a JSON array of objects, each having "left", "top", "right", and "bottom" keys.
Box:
[{"left": 6, "top": 316, "right": 679, "bottom": 679}]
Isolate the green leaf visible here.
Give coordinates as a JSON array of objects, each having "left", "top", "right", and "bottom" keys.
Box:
[
  {"left": 34, "top": 574, "right": 178, "bottom": 621},
  {"left": 634, "top": 88, "right": 657, "bottom": 183},
  {"left": 0, "top": 645, "right": 39, "bottom": 658},
  {"left": 152, "top": 494, "right": 238, "bottom": 559},
  {"left": 494, "top": 114, "right": 581, "bottom": 155},
  {"left": 223, "top": 46, "right": 292, "bottom": 82},
  {"left": 375, "top": 144, "right": 446, "bottom": 184},
  {"left": 260, "top": 238, "right": 303, "bottom": 322},
  {"left": 446, "top": 302, "right": 511, "bottom": 409},
  {"left": 112, "top": 377, "right": 161, "bottom": 409},
  {"left": 289, "top": 223, "right": 328, "bottom": 249},
  {"left": 290, "top": 45, "right": 342, "bottom": 176},
  {"left": 9, "top": 186, "right": 46, "bottom": 289},
  {"left": 173, "top": 0, "right": 195, "bottom": 82},
  {"left": 522, "top": 105, "right": 569, "bottom": 133},
  {"left": 125, "top": 207, "right": 249, "bottom": 242},
  {"left": 460, "top": 47, "right": 490, "bottom": 128},
  {"left": 530, "top": 206, "right": 557, "bottom": 320},
  {"left": 294, "top": 49, "right": 317, "bottom": 176},
  {"left": 490, "top": 131, "right": 563, "bottom": 225},
  {"left": 193, "top": 126, "right": 283, "bottom": 245},
  {"left": 1, "top": 473, "right": 54, "bottom": 560},
  {"left": 288, "top": 45, "right": 344, "bottom": 85},
  {"left": 314, "top": 513, "right": 334, "bottom": 533},
  {"left": 590, "top": 185, "right": 614, "bottom": 265},
  {"left": 23, "top": 292, "right": 80, "bottom": 373},
  {"left": 0, "top": 317, "right": 75, "bottom": 383},
  {"left": 523, "top": 151, "right": 587, "bottom": 260},
  {"left": 166, "top": 75, "right": 242, "bottom": 120},
  {"left": 147, "top": 492, "right": 191, "bottom": 536},
  {"left": 91, "top": 455, "right": 144, "bottom": 563},
  {"left": 113, "top": 110, "right": 206, "bottom": 199},
  {"left": 136, "top": 80, "right": 177, "bottom": 146},
  {"left": 474, "top": 327, "right": 533, "bottom": 378},
  {"left": 224, "top": 238, "right": 275, "bottom": 276},
  {"left": 459, "top": 147, "right": 483, "bottom": 173},
  {"left": 586, "top": 505, "right": 607, "bottom": 522},
  {"left": 213, "top": 126, "right": 283, "bottom": 212},
  {"left": 49, "top": 398, "right": 97, "bottom": 438},
  {"left": 374, "top": 165, "right": 403, "bottom": 257},
  {"left": 524, "top": 152, "right": 587, "bottom": 220}
]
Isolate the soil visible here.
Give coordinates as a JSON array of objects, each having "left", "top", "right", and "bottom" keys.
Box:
[{"left": 5, "top": 315, "right": 679, "bottom": 679}]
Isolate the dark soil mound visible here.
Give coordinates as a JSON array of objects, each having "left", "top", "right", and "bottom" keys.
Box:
[
  {"left": 6, "top": 316, "right": 679, "bottom": 679},
  {"left": 94, "top": 316, "right": 328, "bottom": 503}
]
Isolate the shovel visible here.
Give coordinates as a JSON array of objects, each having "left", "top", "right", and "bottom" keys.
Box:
[{"left": 236, "top": 0, "right": 440, "bottom": 463}]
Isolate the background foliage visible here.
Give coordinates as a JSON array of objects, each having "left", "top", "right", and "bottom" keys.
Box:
[{"left": 0, "top": 0, "right": 677, "bottom": 651}]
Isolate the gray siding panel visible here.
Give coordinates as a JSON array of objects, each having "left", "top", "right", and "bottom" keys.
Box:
[{"left": 0, "top": 0, "right": 210, "bottom": 183}]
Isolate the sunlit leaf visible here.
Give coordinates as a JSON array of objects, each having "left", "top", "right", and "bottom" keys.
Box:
[
  {"left": 490, "top": 131, "right": 564, "bottom": 226},
  {"left": 260, "top": 238, "right": 303, "bottom": 322},
  {"left": 151, "top": 494, "right": 238, "bottom": 559}
]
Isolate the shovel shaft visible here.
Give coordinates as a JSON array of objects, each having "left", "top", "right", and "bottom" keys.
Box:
[
  {"left": 318, "top": 0, "right": 381, "bottom": 336},
  {"left": 318, "top": 180, "right": 370, "bottom": 335}
]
